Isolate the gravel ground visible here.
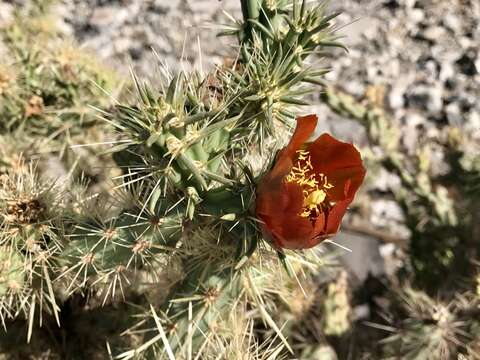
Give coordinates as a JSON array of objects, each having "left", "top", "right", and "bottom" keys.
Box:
[
  {"left": 53, "top": 0, "right": 480, "bottom": 152},
  {"left": 328, "top": 0, "right": 480, "bottom": 140},
  {"left": 62, "top": 0, "right": 242, "bottom": 76}
]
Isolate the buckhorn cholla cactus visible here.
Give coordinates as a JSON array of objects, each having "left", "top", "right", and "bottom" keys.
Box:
[
  {"left": 64, "top": 0, "right": 344, "bottom": 357},
  {"left": 111, "top": 1, "right": 344, "bottom": 357},
  {"left": 1, "top": 0, "right": 349, "bottom": 358}
]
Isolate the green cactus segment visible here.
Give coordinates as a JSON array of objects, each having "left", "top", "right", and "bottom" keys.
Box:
[
  {"left": 219, "top": 0, "right": 340, "bottom": 145},
  {"left": 240, "top": 0, "right": 263, "bottom": 39},
  {"left": 380, "top": 287, "right": 480, "bottom": 360},
  {"left": 60, "top": 210, "right": 185, "bottom": 280},
  {"left": 8, "top": 224, "right": 49, "bottom": 251},
  {"left": 112, "top": 74, "right": 235, "bottom": 195},
  {"left": 0, "top": 247, "right": 25, "bottom": 297},
  {"left": 322, "top": 273, "right": 350, "bottom": 336},
  {"left": 165, "top": 267, "right": 241, "bottom": 354}
]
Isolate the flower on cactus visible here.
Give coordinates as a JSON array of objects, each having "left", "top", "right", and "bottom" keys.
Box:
[{"left": 255, "top": 114, "right": 366, "bottom": 249}]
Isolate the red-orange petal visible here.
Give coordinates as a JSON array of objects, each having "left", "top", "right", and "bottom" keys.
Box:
[
  {"left": 325, "top": 199, "right": 351, "bottom": 235},
  {"left": 308, "top": 133, "right": 364, "bottom": 172},
  {"left": 326, "top": 167, "right": 365, "bottom": 201},
  {"left": 308, "top": 133, "right": 366, "bottom": 201},
  {"left": 257, "top": 181, "right": 314, "bottom": 249},
  {"left": 283, "top": 114, "right": 318, "bottom": 158}
]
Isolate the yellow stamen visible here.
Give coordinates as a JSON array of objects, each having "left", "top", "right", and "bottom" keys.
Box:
[
  {"left": 304, "top": 189, "right": 327, "bottom": 207},
  {"left": 285, "top": 150, "right": 334, "bottom": 219}
]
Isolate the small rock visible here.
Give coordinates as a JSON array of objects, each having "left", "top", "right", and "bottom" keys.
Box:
[
  {"left": 442, "top": 13, "right": 462, "bottom": 33},
  {"left": 409, "top": 8, "right": 425, "bottom": 23},
  {"left": 379, "top": 243, "right": 404, "bottom": 276},
  {"left": 383, "top": 58, "right": 401, "bottom": 78},
  {"left": 372, "top": 167, "right": 402, "bottom": 192},
  {"left": 455, "top": 51, "right": 478, "bottom": 76},
  {"left": 0, "top": 3, "right": 14, "bottom": 28},
  {"left": 439, "top": 61, "right": 455, "bottom": 82},
  {"left": 445, "top": 102, "right": 463, "bottom": 125},
  {"left": 334, "top": 232, "right": 385, "bottom": 283},
  {"left": 90, "top": 6, "right": 130, "bottom": 29},
  {"left": 371, "top": 199, "right": 405, "bottom": 224},
  {"left": 403, "top": 113, "right": 424, "bottom": 127},
  {"left": 421, "top": 26, "right": 447, "bottom": 43},
  {"left": 403, "top": 0, "right": 416, "bottom": 8},
  {"left": 343, "top": 80, "right": 365, "bottom": 98},
  {"left": 457, "top": 91, "right": 477, "bottom": 112},
  {"left": 428, "top": 144, "right": 450, "bottom": 177},
  {"left": 302, "top": 345, "right": 338, "bottom": 360},
  {"left": 458, "top": 36, "right": 473, "bottom": 49},
  {"left": 388, "top": 85, "right": 405, "bottom": 110},
  {"left": 369, "top": 198, "right": 411, "bottom": 239},
  {"left": 379, "top": 243, "right": 396, "bottom": 258},
  {"left": 423, "top": 121, "right": 441, "bottom": 139},
  {"left": 423, "top": 59, "right": 439, "bottom": 79},
  {"left": 407, "top": 84, "right": 443, "bottom": 113},
  {"left": 465, "top": 111, "right": 480, "bottom": 140},
  {"left": 402, "top": 123, "right": 419, "bottom": 154}
]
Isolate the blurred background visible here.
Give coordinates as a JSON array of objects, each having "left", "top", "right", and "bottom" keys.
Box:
[{"left": 0, "top": 0, "right": 479, "bottom": 359}]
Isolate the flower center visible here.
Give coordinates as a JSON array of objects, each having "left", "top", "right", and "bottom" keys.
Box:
[{"left": 285, "top": 149, "right": 334, "bottom": 220}]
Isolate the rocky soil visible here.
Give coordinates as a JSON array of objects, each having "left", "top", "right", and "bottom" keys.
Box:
[{"left": 64, "top": 0, "right": 242, "bottom": 76}]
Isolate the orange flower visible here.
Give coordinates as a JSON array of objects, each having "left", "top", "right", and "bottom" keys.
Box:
[{"left": 256, "top": 114, "right": 366, "bottom": 249}]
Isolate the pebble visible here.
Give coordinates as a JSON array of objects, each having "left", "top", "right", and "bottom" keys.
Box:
[
  {"left": 456, "top": 51, "right": 478, "bottom": 76},
  {"left": 90, "top": 6, "right": 130, "bottom": 28},
  {"left": 370, "top": 199, "right": 405, "bottom": 224},
  {"left": 409, "top": 8, "right": 425, "bottom": 23},
  {"left": 372, "top": 168, "right": 402, "bottom": 192},
  {"left": 428, "top": 144, "right": 450, "bottom": 177},
  {"left": 445, "top": 102, "right": 463, "bottom": 126},
  {"left": 421, "top": 26, "right": 448, "bottom": 43},
  {"left": 352, "top": 304, "right": 370, "bottom": 321},
  {"left": 439, "top": 61, "right": 455, "bottom": 82},
  {"left": 388, "top": 85, "right": 405, "bottom": 110},
  {"left": 466, "top": 111, "right": 480, "bottom": 140},
  {"left": 343, "top": 80, "right": 365, "bottom": 98},
  {"left": 407, "top": 84, "right": 443, "bottom": 113},
  {"left": 443, "top": 13, "right": 462, "bottom": 33}
]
